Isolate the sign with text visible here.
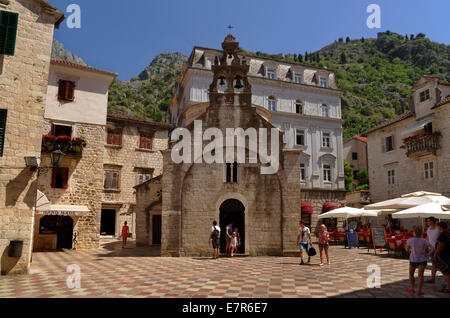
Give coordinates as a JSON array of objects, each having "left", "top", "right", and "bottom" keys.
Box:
[{"left": 371, "top": 227, "right": 387, "bottom": 254}]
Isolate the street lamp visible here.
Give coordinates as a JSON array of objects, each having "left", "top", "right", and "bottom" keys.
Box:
[{"left": 24, "top": 150, "right": 65, "bottom": 170}]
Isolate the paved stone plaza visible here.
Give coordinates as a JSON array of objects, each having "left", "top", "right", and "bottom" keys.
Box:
[{"left": 0, "top": 241, "right": 449, "bottom": 298}]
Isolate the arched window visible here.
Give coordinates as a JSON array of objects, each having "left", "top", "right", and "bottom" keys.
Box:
[
  {"left": 321, "top": 104, "right": 329, "bottom": 118},
  {"left": 268, "top": 96, "right": 277, "bottom": 111},
  {"left": 295, "top": 99, "right": 303, "bottom": 115}
]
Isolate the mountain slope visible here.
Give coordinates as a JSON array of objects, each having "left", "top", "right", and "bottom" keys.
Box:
[
  {"left": 51, "top": 39, "right": 86, "bottom": 65},
  {"left": 108, "top": 52, "right": 187, "bottom": 122}
]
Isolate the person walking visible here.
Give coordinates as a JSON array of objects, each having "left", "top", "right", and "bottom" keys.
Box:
[
  {"left": 425, "top": 217, "right": 440, "bottom": 284},
  {"left": 405, "top": 227, "right": 434, "bottom": 296},
  {"left": 225, "top": 222, "right": 233, "bottom": 256},
  {"left": 234, "top": 227, "right": 241, "bottom": 254},
  {"left": 318, "top": 224, "right": 330, "bottom": 266},
  {"left": 209, "top": 221, "right": 221, "bottom": 259},
  {"left": 297, "top": 221, "right": 312, "bottom": 265},
  {"left": 121, "top": 221, "right": 129, "bottom": 248},
  {"left": 434, "top": 222, "right": 450, "bottom": 293}
]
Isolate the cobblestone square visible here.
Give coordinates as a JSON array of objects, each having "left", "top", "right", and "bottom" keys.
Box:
[{"left": 0, "top": 241, "right": 449, "bottom": 298}]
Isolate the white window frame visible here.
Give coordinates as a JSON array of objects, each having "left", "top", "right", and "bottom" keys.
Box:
[
  {"left": 323, "top": 164, "right": 332, "bottom": 182},
  {"left": 267, "top": 69, "right": 276, "bottom": 80},
  {"left": 321, "top": 104, "right": 329, "bottom": 118},
  {"left": 322, "top": 132, "right": 331, "bottom": 148},
  {"left": 294, "top": 74, "right": 302, "bottom": 84},
  {"left": 268, "top": 97, "right": 277, "bottom": 111},
  {"left": 424, "top": 161, "right": 434, "bottom": 180},
  {"left": 385, "top": 135, "right": 394, "bottom": 152},
  {"left": 296, "top": 129, "right": 305, "bottom": 146},
  {"left": 319, "top": 77, "right": 328, "bottom": 88}
]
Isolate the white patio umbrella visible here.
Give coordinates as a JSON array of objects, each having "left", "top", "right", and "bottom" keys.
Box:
[
  {"left": 392, "top": 203, "right": 450, "bottom": 220},
  {"left": 318, "top": 207, "right": 378, "bottom": 219},
  {"left": 442, "top": 201, "right": 450, "bottom": 211},
  {"left": 364, "top": 191, "right": 449, "bottom": 210}
]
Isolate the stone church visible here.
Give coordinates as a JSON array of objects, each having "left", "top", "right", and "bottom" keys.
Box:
[{"left": 136, "top": 35, "right": 301, "bottom": 257}]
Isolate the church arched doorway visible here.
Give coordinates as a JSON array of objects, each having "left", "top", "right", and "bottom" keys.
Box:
[{"left": 219, "top": 199, "right": 245, "bottom": 254}]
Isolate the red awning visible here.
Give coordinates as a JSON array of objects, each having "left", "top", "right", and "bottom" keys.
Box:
[
  {"left": 301, "top": 201, "right": 313, "bottom": 215},
  {"left": 322, "top": 201, "right": 339, "bottom": 214}
]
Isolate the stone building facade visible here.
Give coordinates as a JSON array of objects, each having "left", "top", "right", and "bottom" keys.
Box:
[
  {"left": 364, "top": 75, "right": 450, "bottom": 202},
  {"left": 171, "top": 39, "right": 346, "bottom": 235},
  {"left": 103, "top": 110, "right": 170, "bottom": 239},
  {"left": 343, "top": 136, "right": 368, "bottom": 173},
  {"left": 137, "top": 35, "right": 301, "bottom": 257},
  {"left": 34, "top": 59, "right": 116, "bottom": 251},
  {"left": 0, "top": 0, "right": 63, "bottom": 275}
]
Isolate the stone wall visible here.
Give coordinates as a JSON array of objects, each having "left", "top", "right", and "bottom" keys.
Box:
[
  {"left": 0, "top": 0, "right": 60, "bottom": 275},
  {"left": 103, "top": 121, "right": 168, "bottom": 237},
  {"left": 161, "top": 104, "right": 301, "bottom": 257},
  {"left": 135, "top": 177, "right": 162, "bottom": 247},
  {"left": 301, "top": 189, "right": 347, "bottom": 237},
  {"left": 37, "top": 121, "right": 105, "bottom": 249}
]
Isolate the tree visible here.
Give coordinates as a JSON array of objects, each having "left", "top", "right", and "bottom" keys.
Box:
[
  {"left": 298, "top": 54, "right": 303, "bottom": 62},
  {"left": 338, "top": 37, "right": 344, "bottom": 43},
  {"left": 344, "top": 160, "right": 354, "bottom": 192},
  {"left": 361, "top": 37, "right": 365, "bottom": 43},
  {"left": 305, "top": 52, "right": 309, "bottom": 62},
  {"left": 356, "top": 169, "right": 369, "bottom": 186},
  {"left": 346, "top": 37, "right": 350, "bottom": 43},
  {"left": 340, "top": 51, "right": 347, "bottom": 64}
]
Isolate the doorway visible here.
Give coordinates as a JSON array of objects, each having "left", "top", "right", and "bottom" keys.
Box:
[
  {"left": 219, "top": 199, "right": 245, "bottom": 254},
  {"left": 100, "top": 209, "right": 116, "bottom": 236},
  {"left": 39, "top": 215, "right": 74, "bottom": 250},
  {"left": 152, "top": 215, "right": 162, "bottom": 245}
]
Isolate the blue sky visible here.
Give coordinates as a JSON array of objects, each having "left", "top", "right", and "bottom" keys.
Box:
[{"left": 50, "top": 0, "right": 450, "bottom": 80}]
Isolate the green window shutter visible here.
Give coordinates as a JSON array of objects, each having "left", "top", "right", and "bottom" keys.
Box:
[
  {"left": 0, "top": 109, "right": 7, "bottom": 157},
  {"left": 0, "top": 10, "right": 19, "bottom": 56}
]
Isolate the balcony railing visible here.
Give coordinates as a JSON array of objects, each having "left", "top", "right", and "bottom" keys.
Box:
[
  {"left": 402, "top": 132, "right": 441, "bottom": 157},
  {"left": 42, "top": 135, "right": 87, "bottom": 155}
]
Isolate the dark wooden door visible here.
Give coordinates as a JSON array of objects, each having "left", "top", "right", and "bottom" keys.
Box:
[{"left": 152, "top": 215, "right": 162, "bottom": 245}]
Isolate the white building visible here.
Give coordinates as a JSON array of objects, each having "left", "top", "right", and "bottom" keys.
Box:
[{"left": 171, "top": 43, "right": 346, "bottom": 233}]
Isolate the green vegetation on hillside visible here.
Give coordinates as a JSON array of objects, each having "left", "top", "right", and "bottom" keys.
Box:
[
  {"left": 108, "top": 53, "right": 187, "bottom": 122},
  {"left": 106, "top": 32, "right": 450, "bottom": 137}
]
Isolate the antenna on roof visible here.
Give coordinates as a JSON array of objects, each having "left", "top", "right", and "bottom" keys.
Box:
[{"left": 227, "top": 24, "right": 234, "bottom": 34}]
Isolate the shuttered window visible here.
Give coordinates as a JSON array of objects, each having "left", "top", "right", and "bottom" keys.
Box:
[
  {"left": 51, "top": 167, "right": 69, "bottom": 189},
  {"left": 107, "top": 129, "right": 121, "bottom": 145},
  {"left": 58, "top": 80, "right": 75, "bottom": 101},
  {"left": 0, "top": 109, "right": 7, "bottom": 157},
  {"left": 104, "top": 170, "right": 119, "bottom": 189},
  {"left": 0, "top": 10, "right": 18, "bottom": 56},
  {"left": 139, "top": 133, "right": 153, "bottom": 150}
]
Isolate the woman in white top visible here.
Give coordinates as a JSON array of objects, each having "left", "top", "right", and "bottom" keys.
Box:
[{"left": 405, "top": 227, "right": 434, "bottom": 296}]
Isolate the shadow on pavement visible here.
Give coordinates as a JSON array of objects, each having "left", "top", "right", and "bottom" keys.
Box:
[
  {"left": 96, "top": 240, "right": 161, "bottom": 258},
  {"left": 332, "top": 277, "right": 450, "bottom": 298}
]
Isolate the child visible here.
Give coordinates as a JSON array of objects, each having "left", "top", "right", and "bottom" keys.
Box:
[
  {"left": 318, "top": 224, "right": 330, "bottom": 266},
  {"left": 230, "top": 232, "right": 238, "bottom": 257},
  {"left": 405, "top": 227, "right": 434, "bottom": 296}
]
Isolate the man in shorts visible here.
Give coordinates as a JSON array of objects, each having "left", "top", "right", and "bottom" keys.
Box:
[
  {"left": 209, "top": 221, "right": 221, "bottom": 259},
  {"left": 297, "top": 221, "right": 312, "bottom": 265},
  {"left": 426, "top": 217, "right": 440, "bottom": 284}
]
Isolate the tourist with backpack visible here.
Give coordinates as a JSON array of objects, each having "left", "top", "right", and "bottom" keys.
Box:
[{"left": 209, "top": 221, "right": 221, "bottom": 259}]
